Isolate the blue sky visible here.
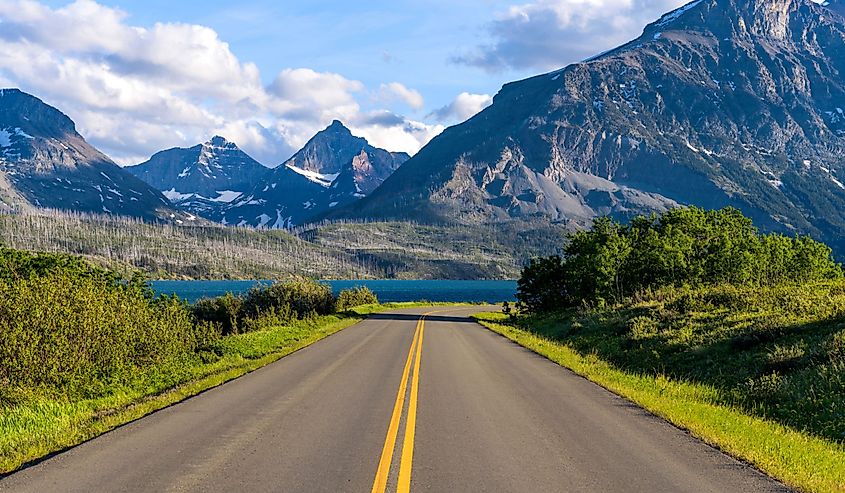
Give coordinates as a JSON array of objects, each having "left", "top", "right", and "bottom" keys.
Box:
[
  {"left": 36, "top": 0, "right": 520, "bottom": 105},
  {"left": 0, "top": 0, "right": 692, "bottom": 165}
]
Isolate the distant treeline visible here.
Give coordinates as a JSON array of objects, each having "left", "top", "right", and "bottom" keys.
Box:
[
  {"left": 0, "top": 210, "right": 552, "bottom": 280},
  {"left": 517, "top": 207, "right": 842, "bottom": 313}
]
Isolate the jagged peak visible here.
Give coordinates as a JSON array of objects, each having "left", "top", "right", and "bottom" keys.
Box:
[
  {"left": 203, "top": 135, "right": 239, "bottom": 150},
  {"left": 328, "top": 119, "right": 348, "bottom": 129}
]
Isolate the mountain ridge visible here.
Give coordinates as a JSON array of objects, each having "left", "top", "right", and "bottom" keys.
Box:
[
  {"left": 220, "top": 120, "right": 409, "bottom": 227},
  {"left": 0, "top": 89, "right": 185, "bottom": 222},
  {"left": 126, "top": 135, "right": 271, "bottom": 217},
  {"left": 332, "top": 0, "right": 845, "bottom": 252}
]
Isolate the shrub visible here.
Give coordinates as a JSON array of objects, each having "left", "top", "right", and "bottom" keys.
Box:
[
  {"left": 627, "top": 316, "right": 659, "bottom": 340},
  {"left": 0, "top": 272, "right": 206, "bottom": 396},
  {"left": 241, "top": 280, "right": 335, "bottom": 322},
  {"left": 823, "top": 330, "right": 845, "bottom": 363},
  {"left": 336, "top": 286, "right": 378, "bottom": 311},
  {"left": 515, "top": 256, "right": 569, "bottom": 313},
  {"left": 192, "top": 293, "right": 243, "bottom": 336}
]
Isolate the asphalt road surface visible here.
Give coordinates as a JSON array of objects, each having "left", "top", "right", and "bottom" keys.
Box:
[{"left": 0, "top": 306, "right": 789, "bottom": 492}]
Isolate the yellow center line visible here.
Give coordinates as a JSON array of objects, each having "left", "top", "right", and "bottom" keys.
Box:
[
  {"left": 372, "top": 309, "right": 450, "bottom": 493},
  {"left": 371, "top": 317, "right": 422, "bottom": 493},
  {"left": 397, "top": 315, "right": 425, "bottom": 493}
]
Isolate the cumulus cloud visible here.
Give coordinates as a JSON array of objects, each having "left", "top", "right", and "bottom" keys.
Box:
[
  {"left": 429, "top": 92, "right": 493, "bottom": 123},
  {"left": 455, "top": 0, "right": 689, "bottom": 72},
  {"left": 351, "top": 117, "right": 445, "bottom": 157},
  {"left": 377, "top": 82, "right": 425, "bottom": 110},
  {"left": 0, "top": 0, "right": 441, "bottom": 165}
]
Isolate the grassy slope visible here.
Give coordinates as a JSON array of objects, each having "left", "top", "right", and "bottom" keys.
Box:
[{"left": 474, "top": 283, "right": 845, "bottom": 493}]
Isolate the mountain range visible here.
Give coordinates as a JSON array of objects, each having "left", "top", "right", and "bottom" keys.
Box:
[
  {"left": 220, "top": 120, "right": 409, "bottom": 228},
  {"left": 3, "top": 0, "right": 845, "bottom": 255},
  {"left": 125, "top": 120, "right": 408, "bottom": 228}
]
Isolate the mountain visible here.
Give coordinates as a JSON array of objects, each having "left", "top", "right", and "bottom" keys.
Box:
[
  {"left": 825, "top": 0, "right": 845, "bottom": 17},
  {"left": 126, "top": 136, "right": 271, "bottom": 217},
  {"left": 0, "top": 89, "right": 181, "bottom": 221},
  {"left": 221, "top": 121, "right": 409, "bottom": 228},
  {"left": 335, "top": 0, "right": 845, "bottom": 251},
  {"left": 283, "top": 120, "right": 410, "bottom": 193}
]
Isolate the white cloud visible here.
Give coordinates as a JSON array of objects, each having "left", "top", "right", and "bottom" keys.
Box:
[
  {"left": 377, "top": 82, "right": 425, "bottom": 110},
  {"left": 429, "top": 92, "right": 493, "bottom": 123},
  {"left": 456, "top": 0, "right": 688, "bottom": 72},
  {"left": 268, "top": 68, "right": 364, "bottom": 121},
  {"left": 350, "top": 116, "right": 445, "bottom": 156},
  {"left": 0, "top": 0, "right": 445, "bottom": 165}
]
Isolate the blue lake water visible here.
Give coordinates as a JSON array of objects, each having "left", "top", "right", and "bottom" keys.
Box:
[{"left": 150, "top": 280, "right": 518, "bottom": 304}]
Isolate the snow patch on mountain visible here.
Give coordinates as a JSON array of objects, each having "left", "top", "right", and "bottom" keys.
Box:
[
  {"left": 285, "top": 164, "right": 339, "bottom": 187},
  {"left": 656, "top": 0, "right": 702, "bottom": 27},
  {"left": 163, "top": 189, "right": 193, "bottom": 202}
]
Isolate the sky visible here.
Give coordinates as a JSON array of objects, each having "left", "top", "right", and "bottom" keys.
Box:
[{"left": 0, "top": 0, "right": 696, "bottom": 166}]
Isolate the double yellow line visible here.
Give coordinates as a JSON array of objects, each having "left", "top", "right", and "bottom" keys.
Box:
[{"left": 371, "top": 313, "right": 430, "bottom": 493}]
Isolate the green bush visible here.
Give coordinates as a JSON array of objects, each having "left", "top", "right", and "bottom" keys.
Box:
[
  {"left": 0, "top": 248, "right": 109, "bottom": 282},
  {"left": 0, "top": 272, "right": 213, "bottom": 397},
  {"left": 241, "top": 280, "right": 335, "bottom": 321},
  {"left": 336, "top": 286, "right": 379, "bottom": 311},
  {"left": 192, "top": 293, "right": 243, "bottom": 335},
  {"left": 515, "top": 256, "right": 570, "bottom": 313},
  {"left": 823, "top": 330, "right": 845, "bottom": 363}
]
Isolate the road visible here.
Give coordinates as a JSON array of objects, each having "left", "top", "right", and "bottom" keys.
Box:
[{"left": 0, "top": 306, "right": 788, "bottom": 492}]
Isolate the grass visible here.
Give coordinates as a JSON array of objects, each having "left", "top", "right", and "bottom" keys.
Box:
[{"left": 473, "top": 297, "right": 845, "bottom": 493}]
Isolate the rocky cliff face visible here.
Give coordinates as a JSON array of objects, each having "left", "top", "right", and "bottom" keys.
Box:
[
  {"left": 0, "top": 89, "right": 181, "bottom": 221},
  {"left": 337, "top": 0, "right": 845, "bottom": 251},
  {"left": 126, "top": 136, "right": 271, "bottom": 217}
]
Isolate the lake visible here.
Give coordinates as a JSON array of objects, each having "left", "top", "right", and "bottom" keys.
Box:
[{"left": 150, "top": 280, "right": 518, "bottom": 304}]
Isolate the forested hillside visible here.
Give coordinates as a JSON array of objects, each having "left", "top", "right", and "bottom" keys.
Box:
[{"left": 0, "top": 211, "right": 558, "bottom": 279}]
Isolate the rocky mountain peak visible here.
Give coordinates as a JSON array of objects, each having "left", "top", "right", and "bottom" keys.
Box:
[
  {"left": 219, "top": 122, "right": 409, "bottom": 228},
  {"left": 126, "top": 135, "right": 270, "bottom": 218},
  {"left": 284, "top": 120, "right": 368, "bottom": 174},
  {"left": 327, "top": 119, "right": 351, "bottom": 133},
  {"left": 0, "top": 88, "right": 77, "bottom": 140},
  {"left": 0, "top": 89, "right": 179, "bottom": 220},
  {"left": 205, "top": 135, "right": 236, "bottom": 148}
]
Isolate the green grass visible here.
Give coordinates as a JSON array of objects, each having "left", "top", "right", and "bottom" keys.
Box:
[{"left": 473, "top": 304, "right": 845, "bottom": 493}]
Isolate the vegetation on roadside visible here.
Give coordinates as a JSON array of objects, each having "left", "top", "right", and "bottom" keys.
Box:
[
  {"left": 0, "top": 248, "right": 384, "bottom": 474},
  {"left": 336, "top": 286, "right": 379, "bottom": 311},
  {"left": 499, "top": 206, "right": 845, "bottom": 492}
]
